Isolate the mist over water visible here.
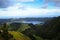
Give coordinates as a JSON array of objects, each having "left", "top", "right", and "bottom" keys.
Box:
[{"left": 22, "top": 21, "right": 44, "bottom": 24}]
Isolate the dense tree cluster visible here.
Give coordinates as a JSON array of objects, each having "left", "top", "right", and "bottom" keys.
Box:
[
  {"left": 0, "top": 23, "right": 14, "bottom": 40},
  {"left": 35, "top": 16, "right": 60, "bottom": 40}
]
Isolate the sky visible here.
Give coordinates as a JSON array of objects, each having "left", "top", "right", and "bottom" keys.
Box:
[{"left": 0, "top": 0, "right": 60, "bottom": 18}]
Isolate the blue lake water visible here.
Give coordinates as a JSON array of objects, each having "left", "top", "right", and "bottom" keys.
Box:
[
  {"left": 11, "top": 21, "right": 44, "bottom": 24},
  {"left": 22, "top": 21, "right": 44, "bottom": 24}
]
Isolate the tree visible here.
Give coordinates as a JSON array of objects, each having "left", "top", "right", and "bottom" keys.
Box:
[
  {"left": 1, "top": 23, "right": 14, "bottom": 40},
  {"left": 38, "top": 16, "right": 60, "bottom": 40}
]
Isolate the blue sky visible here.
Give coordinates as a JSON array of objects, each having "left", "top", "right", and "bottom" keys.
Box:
[{"left": 0, "top": 0, "right": 60, "bottom": 18}]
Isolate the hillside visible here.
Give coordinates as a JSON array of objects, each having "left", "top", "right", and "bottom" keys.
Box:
[
  {"left": 17, "top": 24, "right": 30, "bottom": 32},
  {"left": 9, "top": 31, "right": 31, "bottom": 40}
]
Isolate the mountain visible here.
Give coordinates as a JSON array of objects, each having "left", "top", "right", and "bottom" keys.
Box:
[{"left": 0, "top": 17, "right": 52, "bottom": 23}]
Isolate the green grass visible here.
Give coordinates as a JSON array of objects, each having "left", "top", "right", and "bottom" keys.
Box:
[
  {"left": 17, "top": 24, "right": 30, "bottom": 32},
  {"left": 33, "top": 35, "right": 43, "bottom": 40},
  {"left": 9, "top": 31, "right": 31, "bottom": 40}
]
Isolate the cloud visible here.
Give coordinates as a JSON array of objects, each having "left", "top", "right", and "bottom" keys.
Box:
[
  {"left": 0, "top": 3, "right": 60, "bottom": 18},
  {"left": 44, "top": 0, "right": 60, "bottom": 7},
  {"left": 0, "top": 0, "right": 35, "bottom": 8},
  {"left": 0, "top": 0, "right": 13, "bottom": 8},
  {"left": 41, "top": 4, "right": 48, "bottom": 9},
  {"left": 15, "top": 0, "right": 34, "bottom": 2}
]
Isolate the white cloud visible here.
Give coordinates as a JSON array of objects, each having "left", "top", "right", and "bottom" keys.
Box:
[
  {"left": 13, "top": 0, "right": 34, "bottom": 2},
  {"left": 0, "top": 3, "right": 60, "bottom": 18}
]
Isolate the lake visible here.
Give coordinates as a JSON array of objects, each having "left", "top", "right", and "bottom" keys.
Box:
[
  {"left": 10, "top": 21, "right": 44, "bottom": 24},
  {"left": 22, "top": 21, "right": 44, "bottom": 24}
]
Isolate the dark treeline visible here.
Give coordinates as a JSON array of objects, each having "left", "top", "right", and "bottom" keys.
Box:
[
  {"left": 0, "top": 17, "right": 52, "bottom": 23},
  {"left": 0, "top": 23, "right": 14, "bottom": 40}
]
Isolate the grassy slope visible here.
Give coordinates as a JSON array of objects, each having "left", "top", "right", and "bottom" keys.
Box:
[
  {"left": 9, "top": 31, "right": 31, "bottom": 40},
  {"left": 17, "top": 24, "right": 30, "bottom": 32},
  {"left": 33, "top": 35, "right": 44, "bottom": 40}
]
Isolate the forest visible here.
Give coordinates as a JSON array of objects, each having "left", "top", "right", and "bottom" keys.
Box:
[{"left": 0, "top": 16, "right": 60, "bottom": 40}]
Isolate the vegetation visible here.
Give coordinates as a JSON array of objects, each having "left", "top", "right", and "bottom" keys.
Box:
[
  {"left": 21, "top": 16, "right": 60, "bottom": 40},
  {"left": 34, "top": 16, "right": 60, "bottom": 40},
  {"left": 0, "top": 16, "right": 60, "bottom": 40},
  {"left": 0, "top": 23, "right": 31, "bottom": 40},
  {"left": 9, "top": 31, "right": 31, "bottom": 40},
  {"left": 17, "top": 24, "right": 30, "bottom": 32},
  {"left": 0, "top": 23, "right": 14, "bottom": 40}
]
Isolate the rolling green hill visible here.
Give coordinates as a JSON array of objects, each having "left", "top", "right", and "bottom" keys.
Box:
[
  {"left": 9, "top": 31, "right": 31, "bottom": 40},
  {"left": 17, "top": 24, "right": 30, "bottom": 32}
]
